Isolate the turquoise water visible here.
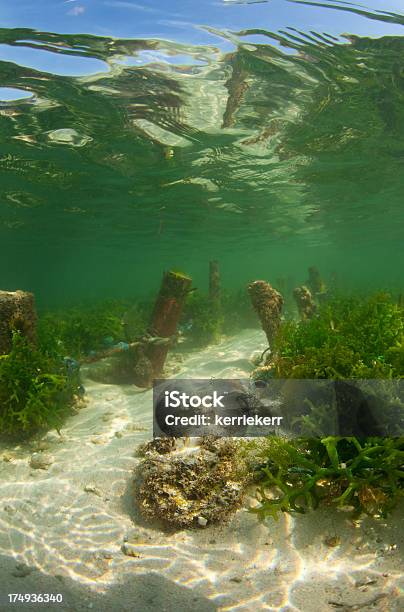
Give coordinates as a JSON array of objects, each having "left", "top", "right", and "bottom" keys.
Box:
[{"left": 0, "top": 1, "right": 403, "bottom": 305}]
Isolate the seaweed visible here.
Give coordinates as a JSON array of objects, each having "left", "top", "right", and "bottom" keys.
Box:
[
  {"left": 38, "top": 299, "right": 147, "bottom": 359},
  {"left": 180, "top": 289, "right": 257, "bottom": 347},
  {"left": 222, "top": 289, "right": 258, "bottom": 334},
  {"left": 269, "top": 292, "right": 404, "bottom": 379},
  {"left": 181, "top": 292, "right": 223, "bottom": 346},
  {"left": 253, "top": 436, "right": 404, "bottom": 520},
  {"left": 251, "top": 292, "right": 404, "bottom": 520},
  {"left": 0, "top": 331, "right": 79, "bottom": 437}
]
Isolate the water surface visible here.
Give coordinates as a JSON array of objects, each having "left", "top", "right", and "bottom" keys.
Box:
[{"left": 1, "top": 0, "right": 403, "bottom": 305}]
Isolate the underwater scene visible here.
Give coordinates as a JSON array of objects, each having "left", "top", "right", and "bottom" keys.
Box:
[{"left": 0, "top": 0, "right": 404, "bottom": 610}]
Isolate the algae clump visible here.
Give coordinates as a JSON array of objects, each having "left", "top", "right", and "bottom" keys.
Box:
[
  {"left": 0, "top": 331, "right": 80, "bottom": 438},
  {"left": 251, "top": 292, "right": 404, "bottom": 520}
]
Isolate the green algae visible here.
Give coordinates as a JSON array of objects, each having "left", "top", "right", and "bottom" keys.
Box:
[
  {"left": 251, "top": 292, "right": 404, "bottom": 520},
  {"left": 269, "top": 293, "right": 404, "bottom": 379},
  {"left": 0, "top": 331, "right": 79, "bottom": 438},
  {"left": 38, "top": 300, "right": 148, "bottom": 359},
  {"left": 253, "top": 436, "right": 404, "bottom": 520}
]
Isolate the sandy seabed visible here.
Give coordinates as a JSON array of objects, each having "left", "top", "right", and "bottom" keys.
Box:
[{"left": 0, "top": 329, "right": 403, "bottom": 611}]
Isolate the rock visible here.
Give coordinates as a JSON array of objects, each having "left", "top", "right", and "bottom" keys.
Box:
[
  {"left": 29, "top": 452, "right": 54, "bottom": 470},
  {"left": 122, "top": 543, "right": 141, "bottom": 558},
  {"left": 125, "top": 423, "right": 147, "bottom": 432},
  {"left": 135, "top": 439, "right": 250, "bottom": 529},
  {"left": 324, "top": 535, "right": 341, "bottom": 548},
  {"left": 84, "top": 484, "right": 103, "bottom": 497},
  {"left": 12, "top": 563, "right": 33, "bottom": 578},
  {"left": 32, "top": 441, "right": 50, "bottom": 452}
]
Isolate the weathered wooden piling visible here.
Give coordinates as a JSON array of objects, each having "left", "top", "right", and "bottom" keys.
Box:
[
  {"left": 209, "top": 260, "right": 221, "bottom": 309},
  {"left": 145, "top": 270, "right": 192, "bottom": 377},
  {"left": 307, "top": 266, "right": 328, "bottom": 304},
  {"left": 248, "top": 280, "right": 283, "bottom": 347},
  {"left": 293, "top": 285, "right": 317, "bottom": 320},
  {"left": 0, "top": 290, "right": 37, "bottom": 354},
  {"left": 307, "top": 266, "right": 323, "bottom": 295}
]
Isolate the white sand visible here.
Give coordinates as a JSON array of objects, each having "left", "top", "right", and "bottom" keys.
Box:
[{"left": 0, "top": 329, "right": 402, "bottom": 611}]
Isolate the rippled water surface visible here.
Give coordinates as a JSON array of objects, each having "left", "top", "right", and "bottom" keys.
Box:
[{"left": 1, "top": 0, "right": 404, "bottom": 304}]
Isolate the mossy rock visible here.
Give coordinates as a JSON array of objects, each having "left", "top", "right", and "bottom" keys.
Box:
[{"left": 135, "top": 439, "right": 251, "bottom": 528}]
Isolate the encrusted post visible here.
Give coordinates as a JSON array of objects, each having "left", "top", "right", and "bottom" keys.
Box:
[
  {"left": 209, "top": 260, "right": 221, "bottom": 310},
  {"left": 293, "top": 286, "right": 317, "bottom": 320},
  {"left": 248, "top": 280, "right": 283, "bottom": 347},
  {"left": 0, "top": 290, "right": 37, "bottom": 355},
  {"left": 145, "top": 270, "right": 192, "bottom": 377},
  {"left": 207, "top": 260, "right": 223, "bottom": 343},
  {"left": 307, "top": 266, "right": 327, "bottom": 303}
]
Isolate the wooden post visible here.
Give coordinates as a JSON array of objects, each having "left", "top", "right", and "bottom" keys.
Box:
[
  {"left": 0, "top": 290, "right": 37, "bottom": 355},
  {"left": 307, "top": 266, "right": 323, "bottom": 295},
  {"left": 248, "top": 280, "right": 283, "bottom": 347},
  {"left": 293, "top": 285, "right": 317, "bottom": 320},
  {"left": 209, "top": 260, "right": 221, "bottom": 310},
  {"left": 145, "top": 270, "right": 192, "bottom": 377},
  {"left": 307, "top": 266, "right": 327, "bottom": 303}
]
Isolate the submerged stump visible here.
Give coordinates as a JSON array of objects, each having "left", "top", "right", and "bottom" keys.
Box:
[
  {"left": 83, "top": 271, "right": 192, "bottom": 387},
  {"left": 307, "top": 266, "right": 323, "bottom": 295},
  {"left": 248, "top": 280, "right": 283, "bottom": 347},
  {"left": 0, "top": 290, "right": 37, "bottom": 354},
  {"left": 145, "top": 270, "right": 192, "bottom": 378},
  {"left": 209, "top": 260, "right": 221, "bottom": 310},
  {"left": 293, "top": 285, "right": 317, "bottom": 320},
  {"left": 307, "top": 266, "right": 327, "bottom": 303}
]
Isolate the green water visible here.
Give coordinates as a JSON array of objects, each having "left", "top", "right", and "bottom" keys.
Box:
[{"left": 1, "top": 2, "right": 404, "bottom": 308}]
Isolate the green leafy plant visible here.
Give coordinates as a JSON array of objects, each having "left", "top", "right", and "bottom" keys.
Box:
[
  {"left": 180, "top": 289, "right": 258, "bottom": 347},
  {"left": 181, "top": 293, "right": 223, "bottom": 346},
  {"left": 269, "top": 293, "right": 404, "bottom": 379},
  {"left": 0, "top": 332, "right": 79, "bottom": 437},
  {"left": 221, "top": 289, "right": 258, "bottom": 334},
  {"left": 253, "top": 436, "right": 404, "bottom": 520},
  {"left": 38, "top": 299, "right": 147, "bottom": 359},
  {"left": 251, "top": 292, "right": 404, "bottom": 520}
]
